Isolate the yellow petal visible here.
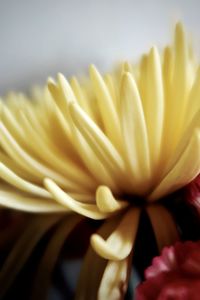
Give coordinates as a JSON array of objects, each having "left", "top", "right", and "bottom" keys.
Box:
[
  {"left": 68, "top": 118, "right": 119, "bottom": 193},
  {"left": 161, "top": 109, "right": 200, "bottom": 180},
  {"left": 149, "top": 129, "right": 200, "bottom": 200},
  {"left": 19, "top": 112, "right": 95, "bottom": 192},
  {"left": 89, "top": 65, "right": 122, "bottom": 150},
  {"left": 185, "top": 67, "right": 200, "bottom": 125},
  {"left": 98, "top": 256, "right": 131, "bottom": 300},
  {"left": 44, "top": 178, "right": 110, "bottom": 220},
  {"left": 75, "top": 214, "right": 121, "bottom": 300},
  {"left": 68, "top": 102, "right": 128, "bottom": 190},
  {"left": 0, "top": 188, "right": 68, "bottom": 213},
  {"left": 70, "top": 76, "right": 93, "bottom": 117},
  {"left": 0, "top": 162, "right": 49, "bottom": 197},
  {"left": 91, "top": 208, "right": 140, "bottom": 260},
  {"left": 96, "top": 185, "right": 128, "bottom": 213},
  {"left": 145, "top": 46, "right": 164, "bottom": 171},
  {"left": 166, "top": 23, "right": 191, "bottom": 155},
  {"left": 57, "top": 72, "right": 77, "bottom": 104},
  {"left": 120, "top": 72, "right": 150, "bottom": 191},
  {"left": 0, "top": 122, "right": 79, "bottom": 190}
]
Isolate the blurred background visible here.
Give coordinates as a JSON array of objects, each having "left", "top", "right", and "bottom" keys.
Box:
[{"left": 0, "top": 0, "right": 200, "bottom": 94}]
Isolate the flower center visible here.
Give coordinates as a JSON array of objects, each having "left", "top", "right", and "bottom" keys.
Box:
[{"left": 122, "top": 194, "right": 147, "bottom": 207}]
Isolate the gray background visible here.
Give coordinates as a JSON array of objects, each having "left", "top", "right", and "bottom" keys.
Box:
[{"left": 0, "top": 0, "right": 200, "bottom": 95}]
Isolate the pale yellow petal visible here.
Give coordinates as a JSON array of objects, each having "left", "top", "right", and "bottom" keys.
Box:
[
  {"left": 98, "top": 256, "right": 131, "bottom": 300},
  {"left": 19, "top": 112, "right": 95, "bottom": 191},
  {"left": 149, "top": 129, "right": 200, "bottom": 200},
  {"left": 44, "top": 178, "right": 110, "bottom": 219},
  {"left": 68, "top": 120, "right": 119, "bottom": 193},
  {"left": 91, "top": 208, "right": 140, "bottom": 260},
  {"left": 145, "top": 46, "right": 164, "bottom": 171},
  {"left": 89, "top": 65, "right": 122, "bottom": 151},
  {"left": 0, "top": 189, "right": 68, "bottom": 213},
  {"left": 0, "top": 162, "right": 50, "bottom": 197},
  {"left": 70, "top": 76, "right": 93, "bottom": 116},
  {"left": 96, "top": 185, "right": 128, "bottom": 213},
  {"left": 57, "top": 72, "right": 77, "bottom": 104},
  {"left": 75, "top": 215, "right": 121, "bottom": 300},
  {"left": 120, "top": 72, "right": 150, "bottom": 192},
  {"left": 185, "top": 67, "right": 200, "bottom": 125},
  {"left": 68, "top": 102, "right": 128, "bottom": 190},
  {"left": 0, "top": 122, "right": 79, "bottom": 190},
  {"left": 165, "top": 23, "right": 191, "bottom": 155},
  {"left": 160, "top": 109, "right": 200, "bottom": 180}
]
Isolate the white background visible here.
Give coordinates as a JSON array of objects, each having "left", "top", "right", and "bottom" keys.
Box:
[{"left": 0, "top": 0, "right": 200, "bottom": 95}]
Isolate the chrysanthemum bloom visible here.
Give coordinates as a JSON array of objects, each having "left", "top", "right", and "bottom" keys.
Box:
[
  {"left": 0, "top": 23, "right": 199, "bottom": 299},
  {"left": 136, "top": 241, "right": 200, "bottom": 300}
]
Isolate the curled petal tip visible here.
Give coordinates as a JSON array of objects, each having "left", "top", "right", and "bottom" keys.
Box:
[
  {"left": 96, "top": 185, "right": 127, "bottom": 213},
  {"left": 90, "top": 233, "right": 123, "bottom": 261}
]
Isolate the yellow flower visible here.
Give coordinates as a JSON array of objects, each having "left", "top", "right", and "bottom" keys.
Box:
[{"left": 0, "top": 23, "right": 199, "bottom": 299}]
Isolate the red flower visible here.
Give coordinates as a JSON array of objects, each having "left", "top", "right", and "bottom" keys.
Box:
[
  {"left": 136, "top": 241, "right": 200, "bottom": 300},
  {"left": 185, "top": 174, "right": 200, "bottom": 212}
]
